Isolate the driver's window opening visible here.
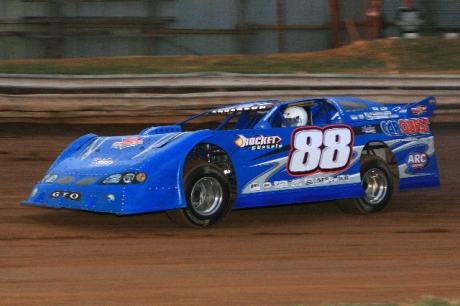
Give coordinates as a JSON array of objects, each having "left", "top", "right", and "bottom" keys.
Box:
[{"left": 277, "top": 101, "right": 317, "bottom": 128}]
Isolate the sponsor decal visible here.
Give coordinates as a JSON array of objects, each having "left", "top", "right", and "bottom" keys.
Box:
[
  {"left": 263, "top": 182, "right": 272, "bottom": 189},
  {"left": 394, "top": 137, "right": 419, "bottom": 143},
  {"left": 381, "top": 120, "right": 402, "bottom": 136},
  {"left": 256, "top": 173, "right": 352, "bottom": 191},
  {"left": 90, "top": 157, "right": 116, "bottom": 166},
  {"left": 362, "top": 125, "right": 376, "bottom": 134},
  {"left": 405, "top": 150, "right": 429, "bottom": 169},
  {"left": 291, "top": 179, "right": 303, "bottom": 187},
  {"left": 364, "top": 111, "right": 399, "bottom": 120},
  {"left": 381, "top": 118, "right": 430, "bottom": 136},
  {"left": 49, "top": 190, "right": 81, "bottom": 201},
  {"left": 349, "top": 114, "right": 366, "bottom": 120},
  {"left": 212, "top": 103, "right": 270, "bottom": 113},
  {"left": 411, "top": 105, "right": 427, "bottom": 116},
  {"left": 331, "top": 112, "right": 340, "bottom": 121},
  {"left": 112, "top": 137, "right": 143, "bottom": 149},
  {"left": 316, "top": 177, "right": 325, "bottom": 184},
  {"left": 274, "top": 181, "right": 288, "bottom": 189},
  {"left": 235, "top": 134, "right": 282, "bottom": 150},
  {"left": 255, "top": 174, "right": 351, "bottom": 191},
  {"left": 398, "top": 118, "right": 430, "bottom": 135}
]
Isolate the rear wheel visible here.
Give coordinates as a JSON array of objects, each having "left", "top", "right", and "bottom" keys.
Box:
[
  {"left": 336, "top": 155, "right": 393, "bottom": 214},
  {"left": 166, "top": 161, "right": 231, "bottom": 228}
]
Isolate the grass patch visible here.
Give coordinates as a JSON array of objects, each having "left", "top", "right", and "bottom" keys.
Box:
[
  {"left": 0, "top": 38, "right": 459, "bottom": 75},
  {"left": 289, "top": 298, "right": 460, "bottom": 306},
  {"left": 311, "top": 298, "right": 459, "bottom": 306}
]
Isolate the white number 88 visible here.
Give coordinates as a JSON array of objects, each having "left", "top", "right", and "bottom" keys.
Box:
[{"left": 288, "top": 126, "right": 353, "bottom": 175}]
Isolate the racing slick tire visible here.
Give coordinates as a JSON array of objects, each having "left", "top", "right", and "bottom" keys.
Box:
[
  {"left": 166, "top": 161, "right": 232, "bottom": 228},
  {"left": 336, "top": 155, "right": 393, "bottom": 215}
]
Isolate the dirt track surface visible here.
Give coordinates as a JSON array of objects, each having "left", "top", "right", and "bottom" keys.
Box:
[{"left": 1, "top": 122, "right": 459, "bottom": 306}]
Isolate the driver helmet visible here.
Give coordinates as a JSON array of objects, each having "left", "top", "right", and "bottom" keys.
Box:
[{"left": 283, "top": 106, "right": 308, "bottom": 126}]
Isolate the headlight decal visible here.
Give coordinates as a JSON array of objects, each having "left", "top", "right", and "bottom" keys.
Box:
[
  {"left": 42, "top": 174, "right": 59, "bottom": 183},
  {"left": 100, "top": 172, "right": 147, "bottom": 185}
]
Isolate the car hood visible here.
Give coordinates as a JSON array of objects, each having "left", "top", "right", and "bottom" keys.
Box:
[{"left": 49, "top": 132, "right": 188, "bottom": 175}]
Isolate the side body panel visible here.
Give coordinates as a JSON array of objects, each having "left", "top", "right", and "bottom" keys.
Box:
[
  {"left": 206, "top": 124, "right": 367, "bottom": 210},
  {"left": 204, "top": 99, "right": 440, "bottom": 210}
]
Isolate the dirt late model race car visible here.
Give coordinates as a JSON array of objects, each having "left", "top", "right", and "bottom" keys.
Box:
[{"left": 22, "top": 96, "right": 440, "bottom": 227}]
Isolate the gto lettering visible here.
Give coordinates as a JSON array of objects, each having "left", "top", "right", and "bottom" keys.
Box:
[
  {"left": 287, "top": 125, "right": 353, "bottom": 176},
  {"left": 49, "top": 190, "right": 82, "bottom": 201}
]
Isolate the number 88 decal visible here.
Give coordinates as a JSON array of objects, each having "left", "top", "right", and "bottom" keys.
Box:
[{"left": 287, "top": 125, "right": 354, "bottom": 176}]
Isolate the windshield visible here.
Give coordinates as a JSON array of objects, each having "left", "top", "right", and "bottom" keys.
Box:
[
  {"left": 337, "top": 100, "right": 369, "bottom": 112},
  {"left": 179, "top": 109, "right": 272, "bottom": 131}
]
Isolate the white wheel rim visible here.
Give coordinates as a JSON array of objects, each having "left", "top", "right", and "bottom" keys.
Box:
[
  {"left": 190, "top": 177, "right": 223, "bottom": 216},
  {"left": 362, "top": 168, "right": 388, "bottom": 205}
]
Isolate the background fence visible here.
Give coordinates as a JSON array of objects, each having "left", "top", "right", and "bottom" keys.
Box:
[
  {"left": 0, "top": 73, "right": 458, "bottom": 123},
  {"left": 0, "top": 0, "right": 459, "bottom": 60}
]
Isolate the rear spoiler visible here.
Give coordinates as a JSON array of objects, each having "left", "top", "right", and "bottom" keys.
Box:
[{"left": 397, "top": 96, "right": 437, "bottom": 119}]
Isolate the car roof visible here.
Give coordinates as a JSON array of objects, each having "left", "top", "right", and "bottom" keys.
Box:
[
  {"left": 177, "top": 97, "right": 388, "bottom": 126},
  {"left": 208, "top": 97, "right": 384, "bottom": 114}
]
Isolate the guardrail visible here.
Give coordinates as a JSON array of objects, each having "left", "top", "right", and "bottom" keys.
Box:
[
  {"left": 0, "top": 73, "right": 459, "bottom": 123},
  {"left": 1, "top": 73, "right": 459, "bottom": 91}
]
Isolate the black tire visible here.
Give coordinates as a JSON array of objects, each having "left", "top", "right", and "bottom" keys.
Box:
[
  {"left": 336, "top": 155, "right": 393, "bottom": 215},
  {"left": 166, "top": 161, "right": 231, "bottom": 228}
]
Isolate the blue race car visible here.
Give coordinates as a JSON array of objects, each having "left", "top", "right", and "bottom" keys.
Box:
[{"left": 22, "top": 96, "right": 440, "bottom": 227}]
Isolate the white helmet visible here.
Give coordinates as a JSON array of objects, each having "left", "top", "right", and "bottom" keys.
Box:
[{"left": 283, "top": 106, "right": 308, "bottom": 126}]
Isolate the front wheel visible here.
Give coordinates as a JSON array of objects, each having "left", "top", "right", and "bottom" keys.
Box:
[
  {"left": 336, "top": 155, "right": 393, "bottom": 215},
  {"left": 166, "top": 161, "right": 231, "bottom": 228}
]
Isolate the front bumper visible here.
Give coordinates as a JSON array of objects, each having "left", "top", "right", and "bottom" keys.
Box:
[{"left": 22, "top": 174, "right": 184, "bottom": 215}]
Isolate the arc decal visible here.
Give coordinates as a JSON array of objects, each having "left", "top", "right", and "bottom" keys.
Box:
[{"left": 405, "top": 150, "right": 429, "bottom": 169}]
